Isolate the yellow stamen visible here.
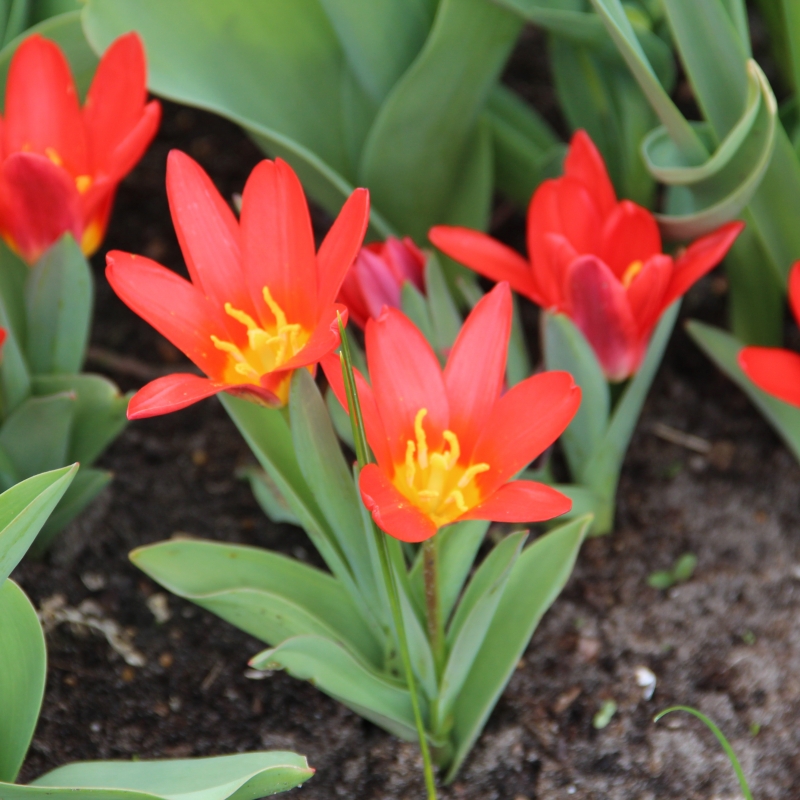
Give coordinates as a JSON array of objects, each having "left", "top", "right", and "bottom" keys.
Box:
[
  {"left": 418, "top": 490, "right": 439, "bottom": 499},
  {"left": 45, "top": 147, "right": 62, "bottom": 167},
  {"left": 458, "top": 463, "right": 490, "bottom": 489},
  {"left": 444, "top": 489, "right": 468, "bottom": 514},
  {"left": 414, "top": 409, "right": 429, "bottom": 469},
  {"left": 210, "top": 335, "right": 246, "bottom": 361},
  {"left": 225, "top": 303, "right": 258, "bottom": 331},
  {"left": 263, "top": 286, "right": 287, "bottom": 329},
  {"left": 234, "top": 362, "right": 260, "bottom": 380},
  {"left": 75, "top": 174, "right": 92, "bottom": 194},
  {"left": 442, "top": 430, "right": 460, "bottom": 469},
  {"left": 622, "top": 260, "right": 644, "bottom": 288},
  {"left": 405, "top": 440, "right": 417, "bottom": 487}
]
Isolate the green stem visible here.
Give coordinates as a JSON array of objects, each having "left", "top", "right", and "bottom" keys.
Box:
[{"left": 423, "top": 536, "right": 445, "bottom": 678}]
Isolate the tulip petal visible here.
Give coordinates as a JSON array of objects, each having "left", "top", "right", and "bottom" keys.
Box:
[
  {"left": 279, "top": 304, "right": 347, "bottom": 371},
  {"left": 600, "top": 200, "right": 662, "bottom": 278},
  {"left": 356, "top": 248, "right": 403, "bottom": 320},
  {"left": 626, "top": 254, "right": 672, "bottom": 336},
  {"left": 366, "top": 307, "right": 449, "bottom": 463},
  {"left": 105, "top": 250, "right": 229, "bottom": 377},
  {"left": 99, "top": 100, "right": 161, "bottom": 182},
  {"left": 664, "top": 221, "right": 744, "bottom": 308},
  {"left": 739, "top": 346, "right": 800, "bottom": 408},
  {"left": 541, "top": 233, "right": 578, "bottom": 312},
  {"left": 428, "top": 226, "right": 541, "bottom": 303},
  {"left": 0, "top": 152, "right": 82, "bottom": 262},
  {"left": 241, "top": 158, "right": 317, "bottom": 328},
  {"left": 166, "top": 150, "right": 248, "bottom": 325},
  {"left": 566, "top": 255, "right": 640, "bottom": 381},
  {"left": 316, "top": 188, "right": 370, "bottom": 309},
  {"left": 471, "top": 371, "right": 581, "bottom": 496},
  {"left": 444, "top": 283, "right": 512, "bottom": 456},
  {"left": 386, "top": 237, "right": 425, "bottom": 291},
  {"left": 789, "top": 261, "right": 800, "bottom": 328},
  {"left": 563, "top": 130, "right": 617, "bottom": 218},
  {"left": 321, "top": 352, "right": 392, "bottom": 469},
  {"left": 4, "top": 35, "right": 86, "bottom": 173},
  {"left": 127, "top": 373, "right": 223, "bottom": 419},
  {"left": 460, "top": 479, "right": 572, "bottom": 523},
  {"left": 359, "top": 463, "right": 438, "bottom": 543},
  {"left": 336, "top": 268, "right": 370, "bottom": 329}
]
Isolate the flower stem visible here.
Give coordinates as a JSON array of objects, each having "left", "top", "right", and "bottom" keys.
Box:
[{"left": 423, "top": 536, "right": 445, "bottom": 678}]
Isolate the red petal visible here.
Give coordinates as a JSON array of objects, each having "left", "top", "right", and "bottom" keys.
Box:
[
  {"left": 366, "top": 307, "right": 449, "bottom": 464},
  {"left": 472, "top": 371, "right": 581, "bottom": 496},
  {"left": 127, "top": 373, "right": 223, "bottom": 419},
  {"left": 563, "top": 130, "right": 617, "bottom": 218},
  {"left": 321, "top": 352, "right": 392, "bottom": 469},
  {"left": 599, "top": 200, "right": 662, "bottom": 278},
  {"left": 336, "top": 267, "right": 370, "bottom": 329},
  {"left": 789, "top": 261, "right": 800, "bottom": 327},
  {"left": 385, "top": 237, "right": 425, "bottom": 290},
  {"left": 105, "top": 250, "right": 229, "bottom": 377},
  {"left": 664, "top": 221, "right": 744, "bottom": 307},
  {"left": 83, "top": 32, "right": 148, "bottom": 174},
  {"left": 428, "top": 226, "right": 540, "bottom": 303},
  {"left": 355, "top": 247, "right": 403, "bottom": 319},
  {"left": 0, "top": 152, "right": 81, "bottom": 262},
  {"left": 461, "top": 479, "right": 572, "bottom": 523},
  {"left": 739, "top": 346, "right": 800, "bottom": 408},
  {"left": 626, "top": 254, "right": 672, "bottom": 336},
  {"left": 444, "top": 282, "right": 511, "bottom": 457},
  {"left": 316, "top": 188, "right": 370, "bottom": 309},
  {"left": 359, "top": 464, "right": 438, "bottom": 543},
  {"left": 540, "top": 233, "right": 578, "bottom": 312},
  {"left": 241, "top": 158, "right": 317, "bottom": 329},
  {"left": 97, "top": 100, "right": 160, "bottom": 183},
  {"left": 566, "top": 255, "right": 641, "bottom": 381},
  {"left": 4, "top": 35, "right": 87, "bottom": 174},
  {"left": 279, "top": 304, "right": 346, "bottom": 371},
  {"left": 166, "top": 150, "right": 248, "bottom": 329}
]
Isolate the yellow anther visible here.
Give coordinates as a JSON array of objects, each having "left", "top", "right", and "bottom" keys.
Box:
[
  {"left": 442, "top": 430, "right": 460, "bottom": 469},
  {"left": 45, "top": 147, "right": 62, "bottom": 167},
  {"left": 211, "top": 335, "right": 246, "bottom": 361},
  {"left": 225, "top": 303, "right": 258, "bottom": 331},
  {"left": 234, "top": 362, "right": 260, "bottom": 380},
  {"left": 622, "top": 260, "right": 644, "bottom": 288},
  {"left": 404, "top": 440, "right": 416, "bottom": 487},
  {"left": 457, "top": 463, "right": 490, "bottom": 489},
  {"left": 444, "top": 489, "right": 468, "bottom": 513},
  {"left": 414, "top": 409, "right": 429, "bottom": 469},
  {"left": 75, "top": 174, "right": 92, "bottom": 194},
  {"left": 418, "top": 490, "right": 440, "bottom": 499},
  {"left": 263, "top": 286, "right": 287, "bottom": 329}
]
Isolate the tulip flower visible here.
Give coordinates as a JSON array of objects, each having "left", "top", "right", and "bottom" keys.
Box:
[
  {"left": 739, "top": 262, "right": 800, "bottom": 407},
  {"left": 430, "top": 131, "right": 744, "bottom": 381},
  {"left": 107, "top": 151, "right": 370, "bottom": 419},
  {"left": 337, "top": 236, "right": 426, "bottom": 329},
  {"left": 324, "top": 282, "right": 580, "bottom": 542},
  {"left": 0, "top": 33, "right": 161, "bottom": 263}
]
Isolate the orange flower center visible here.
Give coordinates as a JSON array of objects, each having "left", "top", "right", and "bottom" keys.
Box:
[
  {"left": 395, "top": 408, "right": 490, "bottom": 528},
  {"left": 210, "top": 287, "right": 310, "bottom": 403},
  {"left": 621, "top": 259, "right": 644, "bottom": 288},
  {"left": 44, "top": 147, "right": 93, "bottom": 194}
]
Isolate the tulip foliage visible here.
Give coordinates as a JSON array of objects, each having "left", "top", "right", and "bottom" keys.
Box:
[{"left": 0, "top": 465, "right": 315, "bottom": 799}]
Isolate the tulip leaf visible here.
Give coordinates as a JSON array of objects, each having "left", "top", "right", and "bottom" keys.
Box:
[
  {"left": 25, "top": 235, "right": 93, "bottom": 376},
  {"left": 252, "top": 634, "right": 419, "bottom": 742},
  {"left": 29, "top": 467, "right": 110, "bottom": 557},
  {"left": 437, "top": 530, "right": 526, "bottom": 722},
  {"left": 0, "top": 240, "right": 27, "bottom": 341},
  {"left": 401, "top": 281, "right": 435, "bottom": 345},
  {"left": 424, "top": 252, "right": 462, "bottom": 356},
  {"left": 686, "top": 320, "right": 800, "bottom": 462},
  {"left": 326, "top": 388, "right": 355, "bottom": 452},
  {"left": 446, "top": 514, "right": 589, "bottom": 782},
  {"left": 5, "top": 751, "right": 314, "bottom": 799},
  {"left": 131, "top": 538, "right": 383, "bottom": 669},
  {"left": 0, "top": 579, "right": 46, "bottom": 783},
  {"left": 0, "top": 293, "right": 30, "bottom": 417},
  {"left": 0, "top": 465, "right": 76, "bottom": 582},
  {"left": 239, "top": 466, "right": 300, "bottom": 526},
  {"left": 394, "top": 567, "right": 438, "bottom": 701},
  {"left": 1, "top": 0, "right": 31, "bottom": 49},
  {"left": 32, "top": 374, "right": 129, "bottom": 465}
]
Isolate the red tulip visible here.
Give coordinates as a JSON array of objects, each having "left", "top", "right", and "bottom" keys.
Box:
[
  {"left": 430, "top": 131, "right": 743, "bottom": 381},
  {"left": 337, "top": 236, "right": 426, "bottom": 329},
  {"left": 323, "top": 282, "right": 580, "bottom": 542},
  {"left": 739, "top": 262, "right": 800, "bottom": 407},
  {"left": 0, "top": 33, "right": 160, "bottom": 263},
  {"left": 107, "top": 151, "right": 370, "bottom": 419}
]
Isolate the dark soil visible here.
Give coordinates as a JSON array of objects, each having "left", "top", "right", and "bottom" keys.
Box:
[{"left": 12, "top": 30, "right": 800, "bottom": 800}]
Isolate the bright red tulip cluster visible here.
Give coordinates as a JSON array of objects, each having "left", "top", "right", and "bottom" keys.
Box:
[
  {"left": 0, "top": 33, "right": 160, "bottom": 263},
  {"left": 324, "top": 283, "right": 580, "bottom": 542},
  {"left": 430, "top": 131, "right": 743, "bottom": 381},
  {"left": 338, "top": 236, "right": 426, "bottom": 329},
  {"left": 739, "top": 262, "right": 800, "bottom": 407}
]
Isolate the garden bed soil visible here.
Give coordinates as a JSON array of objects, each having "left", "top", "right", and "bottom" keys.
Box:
[{"left": 12, "top": 44, "right": 800, "bottom": 800}]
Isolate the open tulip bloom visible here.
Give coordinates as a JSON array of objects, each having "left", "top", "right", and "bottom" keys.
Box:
[
  {"left": 0, "top": 32, "right": 160, "bottom": 263},
  {"left": 107, "top": 151, "right": 369, "bottom": 418}
]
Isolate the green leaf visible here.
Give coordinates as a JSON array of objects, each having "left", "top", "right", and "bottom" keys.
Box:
[
  {"left": 0, "top": 392, "right": 75, "bottom": 479},
  {"left": 0, "top": 580, "right": 45, "bottom": 783},
  {"left": 0, "top": 292, "right": 30, "bottom": 417},
  {"left": 437, "top": 530, "right": 526, "bottom": 722},
  {"left": 2, "top": 0, "right": 29, "bottom": 49},
  {"left": 424, "top": 252, "right": 462, "bottom": 357},
  {"left": 445, "top": 514, "right": 590, "bottom": 781},
  {"left": 506, "top": 294, "right": 533, "bottom": 386},
  {"left": 401, "top": 281, "right": 435, "bottom": 345},
  {"left": 30, "top": 0, "right": 83, "bottom": 26},
  {"left": 32, "top": 374, "right": 128, "bottom": 465},
  {"left": 6, "top": 751, "right": 314, "bottom": 799},
  {"left": 326, "top": 387, "right": 355, "bottom": 451},
  {"left": 252, "top": 634, "right": 419, "bottom": 742},
  {"left": 131, "top": 538, "right": 382, "bottom": 669},
  {"left": 239, "top": 466, "right": 299, "bottom": 526},
  {"left": 686, "top": 320, "right": 800, "bottom": 462},
  {"left": 25, "top": 235, "right": 93, "bottom": 375}
]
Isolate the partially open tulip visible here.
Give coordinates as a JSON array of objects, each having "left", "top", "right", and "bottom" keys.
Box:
[
  {"left": 108, "top": 151, "right": 370, "bottom": 419},
  {"left": 430, "top": 131, "right": 743, "bottom": 381},
  {"left": 739, "top": 262, "right": 800, "bottom": 406},
  {"left": 337, "top": 236, "right": 426, "bottom": 329},
  {"left": 324, "top": 282, "right": 580, "bottom": 542},
  {"left": 0, "top": 33, "right": 160, "bottom": 263}
]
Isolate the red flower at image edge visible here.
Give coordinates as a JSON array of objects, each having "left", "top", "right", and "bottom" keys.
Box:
[
  {"left": 337, "top": 236, "right": 426, "bottom": 329},
  {"left": 323, "top": 282, "right": 581, "bottom": 543},
  {"left": 0, "top": 33, "right": 160, "bottom": 262},
  {"left": 739, "top": 262, "right": 800, "bottom": 407},
  {"left": 430, "top": 130, "right": 743, "bottom": 381},
  {"left": 107, "top": 151, "right": 370, "bottom": 419}
]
